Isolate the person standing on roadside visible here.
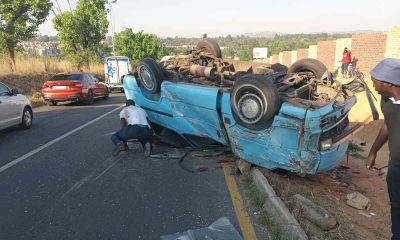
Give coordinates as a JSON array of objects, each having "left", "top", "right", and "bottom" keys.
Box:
[
  {"left": 111, "top": 99, "right": 153, "bottom": 157},
  {"left": 367, "top": 58, "right": 400, "bottom": 240},
  {"left": 340, "top": 47, "right": 352, "bottom": 78}
]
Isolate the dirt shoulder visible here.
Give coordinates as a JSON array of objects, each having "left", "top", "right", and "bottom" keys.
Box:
[{"left": 257, "top": 120, "right": 390, "bottom": 239}]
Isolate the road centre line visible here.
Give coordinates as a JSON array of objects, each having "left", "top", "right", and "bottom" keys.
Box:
[
  {"left": 0, "top": 105, "right": 124, "bottom": 174},
  {"left": 222, "top": 163, "right": 258, "bottom": 240}
]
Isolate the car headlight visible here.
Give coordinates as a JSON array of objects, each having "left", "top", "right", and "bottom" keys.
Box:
[{"left": 320, "top": 139, "right": 333, "bottom": 151}]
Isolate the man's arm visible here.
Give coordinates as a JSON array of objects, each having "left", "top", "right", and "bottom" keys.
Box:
[
  {"left": 146, "top": 117, "right": 152, "bottom": 129},
  {"left": 120, "top": 118, "right": 127, "bottom": 128},
  {"left": 367, "top": 121, "right": 388, "bottom": 169}
]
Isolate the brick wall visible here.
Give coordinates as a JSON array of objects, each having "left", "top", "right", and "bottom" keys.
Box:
[
  {"left": 385, "top": 25, "right": 400, "bottom": 58},
  {"left": 271, "top": 55, "right": 278, "bottom": 64},
  {"left": 296, "top": 48, "right": 308, "bottom": 61},
  {"left": 290, "top": 50, "right": 297, "bottom": 64},
  {"left": 334, "top": 38, "right": 352, "bottom": 69},
  {"left": 351, "top": 33, "right": 387, "bottom": 73},
  {"left": 317, "top": 40, "right": 336, "bottom": 71},
  {"left": 282, "top": 51, "right": 291, "bottom": 67},
  {"left": 308, "top": 45, "right": 318, "bottom": 59},
  {"left": 262, "top": 27, "right": 396, "bottom": 123},
  {"left": 278, "top": 52, "right": 284, "bottom": 64}
]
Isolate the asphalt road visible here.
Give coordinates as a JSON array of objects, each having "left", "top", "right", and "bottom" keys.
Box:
[{"left": 0, "top": 93, "right": 244, "bottom": 240}]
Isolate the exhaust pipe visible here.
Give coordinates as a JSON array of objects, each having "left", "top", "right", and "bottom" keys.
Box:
[{"left": 189, "top": 65, "right": 217, "bottom": 79}]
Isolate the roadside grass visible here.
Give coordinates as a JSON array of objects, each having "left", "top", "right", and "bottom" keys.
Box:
[
  {"left": 0, "top": 57, "right": 103, "bottom": 75},
  {"left": 348, "top": 142, "right": 364, "bottom": 153},
  {"left": 0, "top": 57, "right": 103, "bottom": 107},
  {"left": 240, "top": 176, "right": 288, "bottom": 240},
  {"left": 348, "top": 142, "right": 367, "bottom": 160},
  {"left": 259, "top": 169, "right": 373, "bottom": 240}
]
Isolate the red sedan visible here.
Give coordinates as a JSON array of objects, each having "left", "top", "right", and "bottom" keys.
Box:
[{"left": 42, "top": 72, "right": 109, "bottom": 106}]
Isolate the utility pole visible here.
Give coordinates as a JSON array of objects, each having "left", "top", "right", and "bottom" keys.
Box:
[{"left": 108, "top": 0, "right": 117, "bottom": 55}]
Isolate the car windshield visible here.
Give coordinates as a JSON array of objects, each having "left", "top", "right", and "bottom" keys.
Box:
[{"left": 50, "top": 74, "right": 81, "bottom": 81}]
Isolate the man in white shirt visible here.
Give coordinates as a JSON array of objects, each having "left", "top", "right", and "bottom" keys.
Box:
[{"left": 111, "top": 99, "right": 152, "bottom": 157}]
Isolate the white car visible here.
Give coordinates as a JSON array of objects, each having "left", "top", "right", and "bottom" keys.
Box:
[{"left": 0, "top": 82, "right": 33, "bottom": 131}]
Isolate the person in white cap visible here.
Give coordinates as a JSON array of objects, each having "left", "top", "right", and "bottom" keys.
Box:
[{"left": 367, "top": 58, "right": 400, "bottom": 240}]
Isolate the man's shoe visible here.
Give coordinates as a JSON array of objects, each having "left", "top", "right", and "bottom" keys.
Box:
[
  {"left": 112, "top": 144, "right": 124, "bottom": 156},
  {"left": 143, "top": 143, "right": 151, "bottom": 157}
]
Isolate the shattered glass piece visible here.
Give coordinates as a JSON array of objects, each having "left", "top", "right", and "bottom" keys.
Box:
[{"left": 160, "top": 217, "right": 243, "bottom": 240}]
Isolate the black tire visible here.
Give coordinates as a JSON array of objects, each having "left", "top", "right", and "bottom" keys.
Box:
[
  {"left": 231, "top": 74, "right": 280, "bottom": 130},
  {"left": 85, "top": 90, "right": 94, "bottom": 105},
  {"left": 287, "top": 58, "right": 327, "bottom": 79},
  {"left": 120, "top": 87, "right": 125, "bottom": 93},
  {"left": 20, "top": 107, "right": 33, "bottom": 129},
  {"left": 196, "top": 39, "right": 222, "bottom": 58},
  {"left": 103, "top": 87, "right": 109, "bottom": 99},
  {"left": 137, "top": 57, "right": 165, "bottom": 93},
  {"left": 47, "top": 101, "right": 57, "bottom": 106}
]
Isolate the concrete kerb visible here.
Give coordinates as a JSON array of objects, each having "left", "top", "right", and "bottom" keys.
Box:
[{"left": 251, "top": 168, "right": 308, "bottom": 240}]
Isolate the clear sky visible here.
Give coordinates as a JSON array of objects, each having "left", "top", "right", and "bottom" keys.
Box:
[{"left": 39, "top": 0, "right": 400, "bottom": 38}]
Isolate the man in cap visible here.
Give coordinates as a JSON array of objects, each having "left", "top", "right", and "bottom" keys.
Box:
[
  {"left": 367, "top": 58, "right": 400, "bottom": 240},
  {"left": 111, "top": 99, "right": 153, "bottom": 157}
]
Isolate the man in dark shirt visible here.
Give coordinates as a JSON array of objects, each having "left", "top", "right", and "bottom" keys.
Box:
[{"left": 367, "top": 58, "right": 400, "bottom": 240}]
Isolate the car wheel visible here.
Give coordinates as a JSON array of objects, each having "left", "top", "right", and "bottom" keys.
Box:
[
  {"left": 137, "top": 57, "right": 164, "bottom": 94},
  {"left": 196, "top": 39, "right": 222, "bottom": 58},
  {"left": 85, "top": 90, "right": 94, "bottom": 105},
  {"left": 47, "top": 101, "right": 57, "bottom": 106},
  {"left": 287, "top": 59, "right": 327, "bottom": 79},
  {"left": 20, "top": 107, "right": 33, "bottom": 129},
  {"left": 103, "top": 87, "right": 109, "bottom": 99},
  {"left": 231, "top": 74, "right": 280, "bottom": 131},
  {"left": 120, "top": 87, "right": 125, "bottom": 93}
]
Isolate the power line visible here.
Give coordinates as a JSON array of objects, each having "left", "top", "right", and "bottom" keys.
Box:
[
  {"left": 66, "top": 0, "right": 73, "bottom": 12},
  {"left": 53, "top": 0, "right": 62, "bottom": 13}
]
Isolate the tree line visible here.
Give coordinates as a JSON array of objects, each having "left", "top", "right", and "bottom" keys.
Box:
[{"left": 0, "top": 0, "right": 352, "bottom": 72}]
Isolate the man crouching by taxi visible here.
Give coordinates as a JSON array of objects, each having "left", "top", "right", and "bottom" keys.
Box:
[{"left": 111, "top": 99, "right": 152, "bottom": 157}]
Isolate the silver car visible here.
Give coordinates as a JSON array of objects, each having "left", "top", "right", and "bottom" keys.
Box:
[{"left": 0, "top": 82, "right": 33, "bottom": 131}]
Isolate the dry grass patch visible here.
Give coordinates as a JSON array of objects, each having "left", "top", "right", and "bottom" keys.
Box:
[
  {"left": 0, "top": 57, "right": 104, "bottom": 107},
  {"left": 0, "top": 57, "right": 103, "bottom": 75}
]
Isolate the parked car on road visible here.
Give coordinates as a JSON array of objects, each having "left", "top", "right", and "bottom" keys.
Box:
[
  {"left": 124, "top": 39, "right": 362, "bottom": 175},
  {"left": 41, "top": 72, "right": 109, "bottom": 106},
  {"left": 0, "top": 82, "right": 33, "bottom": 131}
]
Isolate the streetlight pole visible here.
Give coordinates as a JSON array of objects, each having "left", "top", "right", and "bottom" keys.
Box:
[{"left": 108, "top": 0, "right": 117, "bottom": 55}]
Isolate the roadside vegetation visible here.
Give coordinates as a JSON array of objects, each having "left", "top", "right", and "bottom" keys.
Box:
[
  {"left": 162, "top": 33, "right": 352, "bottom": 60},
  {"left": 240, "top": 176, "right": 288, "bottom": 240},
  {"left": 0, "top": 0, "right": 355, "bottom": 110},
  {"left": 0, "top": 57, "right": 103, "bottom": 107}
]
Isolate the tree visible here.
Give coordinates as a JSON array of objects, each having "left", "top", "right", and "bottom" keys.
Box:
[
  {"left": 0, "top": 0, "right": 52, "bottom": 72},
  {"left": 237, "top": 46, "right": 251, "bottom": 61},
  {"left": 114, "top": 28, "right": 162, "bottom": 64},
  {"left": 53, "top": 0, "right": 108, "bottom": 69}
]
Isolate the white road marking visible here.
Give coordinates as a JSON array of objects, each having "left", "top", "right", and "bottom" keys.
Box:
[
  {"left": 0, "top": 105, "right": 123, "bottom": 174},
  {"left": 95, "top": 156, "right": 123, "bottom": 180}
]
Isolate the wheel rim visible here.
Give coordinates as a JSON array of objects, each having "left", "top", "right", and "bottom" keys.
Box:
[
  {"left": 24, "top": 111, "right": 32, "bottom": 126},
  {"left": 140, "top": 67, "right": 154, "bottom": 91},
  {"left": 234, "top": 84, "right": 267, "bottom": 124}
]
